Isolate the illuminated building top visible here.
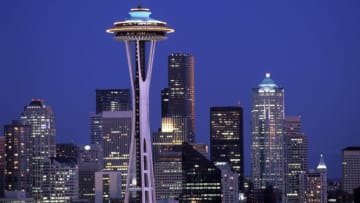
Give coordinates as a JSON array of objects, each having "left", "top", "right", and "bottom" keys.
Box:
[
  {"left": 317, "top": 154, "right": 327, "bottom": 171},
  {"left": 258, "top": 72, "right": 279, "bottom": 92},
  {"left": 106, "top": 7, "right": 174, "bottom": 41}
]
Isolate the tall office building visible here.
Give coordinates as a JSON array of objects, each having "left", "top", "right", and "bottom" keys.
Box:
[
  {"left": 316, "top": 155, "right": 327, "bottom": 203},
  {"left": 215, "top": 162, "right": 239, "bottom": 203},
  {"left": 153, "top": 53, "right": 195, "bottom": 201},
  {"left": 20, "top": 99, "right": 56, "bottom": 200},
  {"left": 342, "top": 147, "right": 360, "bottom": 196},
  {"left": 96, "top": 89, "right": 131, "bottom": 113},
  {"left": 4, "top": 121, "right": 32, "bottom": 197},
  {"left": 56, "top": 143, "right": 79, "bottom": 163},
  {"left": 153, "top": 145, "right": 183, "bottom": 201},
  {"left": 300, "top": 155, "right": 327, "bottom": 203},
  {"left": 161, "top": 88, "right": 170, "bottom": 117},
  {"left": 91, "top": 89, "right": 131, "bottom": 145},
  {"left": 102, "top": 111, "right": 132, "bottom": 199},
  {"left": 284, "top": 116, "right": 308, "bottom": 203},
  {"left": 107, "top": 6, "right": 174, "bottom": 202},
  {"left": 43, "top": 157, "right": 79, "bottom": 202},
  {"left": 180, "top": 142, "right": 222, "bottom": 202},
  {"left": 166, "top": 53, "right": 195, "bottom": 143},
  {"left": 251, "top": 73, "right": 285, "bottom": 190},
  {"left": 78, "top": 144, "right": 102, "bottom": 202},
  {"left": 95, "top": 171, "right": 122, "bottom": 203},
  {"left": 210, "top": 106, "right": 244, "bottom": 191}
]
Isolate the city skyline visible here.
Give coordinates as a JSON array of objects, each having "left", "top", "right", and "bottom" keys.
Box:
[{"left": 1, "top": 0, "right": 360, "bottom": 180}]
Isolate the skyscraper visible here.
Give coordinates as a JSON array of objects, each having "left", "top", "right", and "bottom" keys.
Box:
[
  {"left": 153, "top": 53, "right": 196, "bottom": 201},
  {"left": 20, "top": 99, "right": 56, "bottom": 201},
  {"left": 167, "top": 53, "right": 195, "bottom": 143},
  {"left": 180, "top": 142, "right": 222, "bottom": 202},
  {"left": 299, "top": 155, "right": 327, "bottom": 203},
  {"left": 56, "top": 143, "right": 79, "bottom": 163},
  {"left": 96, "top": 89, "right": 131, "bottom": 113},
  {"left": 95, "top": 171, "right": 122, "bottom": 202},
  {"left": 91, "top": 89, "right": 131, "bottom": 146},
  {"left": 101, "top": 110, "right": 132, "bottom": 199},
  {"left": 284, "top": 116, "right": 308, "bottom": 203},
  {"left": 107, "top": 7, "right": 174, "bottom": 202},
  {"left": 43, "top": 157, "right": 79, "bottom": 202},
  {"left": 210, "top": 106, "right": 244, "bottom": 191},
  {"left": 251, "top": 73, "right": 285, "bottom": 190},
  {"left": 342, "top": 147, "right": 360, "bottom": 196},
  {"left": 78, "top": 144, "right": 102, "bottom": 202},
  {"left": 4, "top": 121, "right": 32, "bottom": 197}
]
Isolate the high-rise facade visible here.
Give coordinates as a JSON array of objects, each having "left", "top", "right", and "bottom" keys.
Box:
[
  {"left": 56, "top": 143, "right": 79, "bottom": 163},
  {"left": 153, "top": 53, "right": 196, "bottom": 201},
  {"left": 299, "top": 156, "right": 327, "bottom": 203},
  {"left": 78, "top": 144, "right": 102, "bottom": 202},
  {"left": 107, "top": 7, "right": 174, "bottom": 202},
  {"left": 342, "top": 146, "right": 360, "bottom": 196},
  {"left": 96, "top": 89, "right": 131, "bottom": 114},
  {"left": 210, "top": 106, "right": 244, "bottom": 191},
  {"left": 215, "top": 162, "right": 239, "bottom": 203},
  {"left": 180, "top": 142, "right": 222, "bottom": 202},
  {"left": 167, "top": 53, "right": 195, "bottom": 143},
  {"left": 20, "top": 99, "right": 56, "bottom": 201},
  {"left": 101, "top": 111, "right": 132, "bottom": 199},
  {"left": 284, "top": 116, "right": 308, "bottom": 203},
  {"left": 95, "top": 171, "right": 122, "bottom": 203},
  {"left": 4, "top": 121, "right": 32, "bottom": 197},
  {"left": 43, "top": 157, "right": 79, "bottom": 202},
  {"left": 251, "top": 73, "right": 285, "bottom": 190},
  {"left": 91, "top": 89, "right": 131, "bottom": 146}
]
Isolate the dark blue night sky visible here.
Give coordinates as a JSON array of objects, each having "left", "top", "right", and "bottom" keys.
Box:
[{"left": 1, "top": 0, "right": 359, "bottom": 179}]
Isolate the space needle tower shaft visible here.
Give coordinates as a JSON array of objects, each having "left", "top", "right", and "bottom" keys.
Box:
[{"left": 107, "top": 6, "right": 174, "bottom": 203}]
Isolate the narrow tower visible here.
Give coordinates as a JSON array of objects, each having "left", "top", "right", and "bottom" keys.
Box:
[{"left": 107, "top": 6, "right": 174, "bottom": 203}]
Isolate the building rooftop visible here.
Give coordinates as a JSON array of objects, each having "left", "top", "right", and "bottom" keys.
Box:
[
  {"left": 317, "top": 154, "right": 327, "bottom": 172},
  {"left": 343, "top": 146, "right": 360, "bottom": 151},
  {"left": 258, "top": 73, "right": 278, "bottom": 89}
]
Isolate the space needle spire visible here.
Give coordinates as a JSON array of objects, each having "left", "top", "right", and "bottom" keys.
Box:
[{"left": 107, "top": 6, "right": 174, "bottom": 203}]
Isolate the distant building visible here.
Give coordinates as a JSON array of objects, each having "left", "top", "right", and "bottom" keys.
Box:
[
  {"left": 300, "top": 155, "right": 327, "bottom": 203},
  {"left": 284, "top": 116, "right": 308, "bottom": 203},
  {"left": 89, "top": 113, "right": 102, "bottom": 146},
  {"left": 153, "top": 53, "right": 196, "bottom": 201},
  {"left": 101, "top": 110, "right": 132, "bottom": 199},
  {"left": 20, "top": 99, "right": 56, "bottom": 201},
  {"left": 0, "top": 191, "right": 34, "bottom": 202},
  {"left": 56, "top": 143, "right": 79, "bottom": 163},
  {"left": 154, "top": 145, "right": 182, "bottom": 201},
  {"left": 43, "top": 157, "right": 79, "bottom": 202},
  {"left": 91, "top": 88, "right": 131, "bottom": 145},
  {"left": 342, "top": 146, "right": 360, "bottom": 196},
  {"left": 180, "top": 142, "right": 222, "bottom": 202},
  {"left": 251, "top": 73, "right": 285, "bottom": 190},
  {"left": 166, "top": 53, "right": 195, "bottom": 143},
  {"left": 210, "top": 106, "right": 244, "bottom": 191},
  {"left": 95, "top": 171, "right": 122, "bottom": 203},
  {"left": 95, "top": 89, "right": 131, "bottom": 114},
  {"left": 78, "top": 145, "right": 102, "bottom": 202},
  {"left": 215, "top": 162, "right": 239, "bottom": 203},
  {"left": 4, "top": 121, "right": 32, "bottom": 197}
]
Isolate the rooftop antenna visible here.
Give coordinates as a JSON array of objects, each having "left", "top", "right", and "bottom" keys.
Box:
[{"left": 137, "top": 0, "right": 142, "bottom": 8}]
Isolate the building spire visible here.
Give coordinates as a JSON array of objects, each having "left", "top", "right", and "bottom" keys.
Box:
[{"left": 317, "top": 154, "right": 327, "bottom": 173}]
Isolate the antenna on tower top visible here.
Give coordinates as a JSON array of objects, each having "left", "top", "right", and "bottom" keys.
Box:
[{"left": 137, "top": 0, "right": 142, "bottom": 8}]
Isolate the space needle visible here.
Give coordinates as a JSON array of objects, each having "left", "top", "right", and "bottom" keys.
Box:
[{"left": 107, "top": 5, "right": 174, "bottom": 203}]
